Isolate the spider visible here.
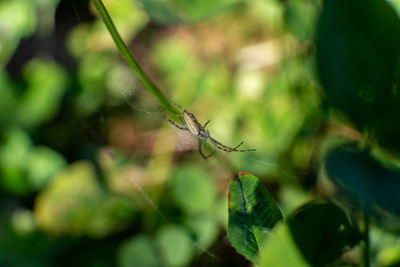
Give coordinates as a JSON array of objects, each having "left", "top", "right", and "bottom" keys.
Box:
[{"left": 160, "top": 102, "right": 256, "bottom": 159}]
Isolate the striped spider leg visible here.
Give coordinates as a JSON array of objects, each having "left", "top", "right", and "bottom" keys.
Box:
[{"left": 160, "top": 102, "right": 256, "bottom": 159}]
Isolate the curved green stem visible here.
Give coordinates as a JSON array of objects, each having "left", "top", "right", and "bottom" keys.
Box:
[{"left": 90, "top": 0, "right": 178, "bottom": 117}]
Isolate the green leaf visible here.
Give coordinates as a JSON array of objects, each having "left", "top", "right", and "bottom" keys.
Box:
[
  {"left": 118, "top": 235, "right": 160, "bottom": 267},
  {"left": 259, "top": 200, "right": 361, "bottom": 266},
  {"left": 184, "top": 215, "right": 219, "bottom": 249},
  {"left": 156, "top": 225, "right": 194, "bottom": 267},
  {"left": 287, "top": 200, "right": 361, "bottom": 266},
  {"left": 259, "top": 223, "right": 309, "bottom": 267},
  {"left": 170, "top": 164, "right": 217, "bottom": 214},
  {"left": 316, "top": 0, "right": 400, "bottom": 153},
  {"left": 325, "top": 143, "right": 400, "bottom": 216},
  {"left": 228, "top": 172, "right": 283, "bottom": 263}
]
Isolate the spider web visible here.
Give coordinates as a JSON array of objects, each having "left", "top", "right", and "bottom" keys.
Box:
[
  {"left": 89, "top": 88, "right": 222, "bottom": 262},
  {"left": 67, "top": 1, "right": 222, "bottom": 263},
  {"left": 70, "top": 1, "right": 302, "bottom": 262}
]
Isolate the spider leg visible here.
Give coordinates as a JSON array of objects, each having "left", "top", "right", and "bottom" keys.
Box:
[
  {"left": 236, "top": 148, "right": 256, "bottom": 152},
  {"left": 159, "top": 106, "right": 188, "bottom": 130},
  {"left": 208, "top": 136, "right": 235, "bottom": 152},
  {"left": 233, "top": 141, "right": 244, "bottom": 150},
  {"left": 203, "top": 120, "right": 211, "bottom": 129},
  {"left": 198, "top": 140, "right": 216, "bottom": 159},
  {"left": 170, "top": 101, "right": 187, "bottom": 112},
  {"left": 208, "top": 135, "right": 256, "bottom": 152}
]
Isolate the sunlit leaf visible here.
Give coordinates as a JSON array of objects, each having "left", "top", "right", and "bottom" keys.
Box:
[
  {"left": 259, "top": 223, "right": 309, "bottom": 267},
  {"left": 228, "top": 172, "right": 283, "bottom": 263}
]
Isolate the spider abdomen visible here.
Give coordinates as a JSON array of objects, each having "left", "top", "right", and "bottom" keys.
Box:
[{"left": 183, "top": 112, "right": 201, "bottom": 136}]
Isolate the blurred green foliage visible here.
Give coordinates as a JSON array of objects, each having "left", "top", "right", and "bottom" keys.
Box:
[
  {"left": 2, "top": 0, "right": 400, "bottom": 266},
  {"left": 316, "top": 0, "right": 400, "bottom": 154},
  {"left": 118, "top": 235, "right": 160, "bottom": 267},
  {"left": 35, "top": 162, "right": 135, "bottom": 237},
  {"left": 138, "top": 0, "right": 242, "bottom": 23},
  {"left": 170, "top": 164, "right": 217, "bottom": 214}
]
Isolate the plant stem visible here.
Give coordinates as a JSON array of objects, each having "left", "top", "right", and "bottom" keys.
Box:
[
  {"left": 90, "top": 0, "right": 178, "bottom": 116},
  {"left": 362, "top": 205, "right": 370, "bottom": 267}
]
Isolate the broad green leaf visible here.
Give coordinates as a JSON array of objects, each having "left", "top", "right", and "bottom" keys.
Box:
[
  {"left": 259, "top": 223, "right": 309, "bottom": 267},
  {"left": 228, "top": 172, "right": 283, "bottom": 263},
  {"left": 156, "top": 225, "right": 194, "bottom": 267},
  {"left": 118, "top": 235, "right": 160, "bottom": 267},
  {"left": 287, "top": 200, "right": 361, "bottom": 266},
  {"left": 325, "top": 143, "right": 400, "bottom": 216},
  {"left": 316, "top": 0, "right": 400, "bottom": 153},
  {"left": 259, "top": 200, "right": 361, "bottom": 266}
]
